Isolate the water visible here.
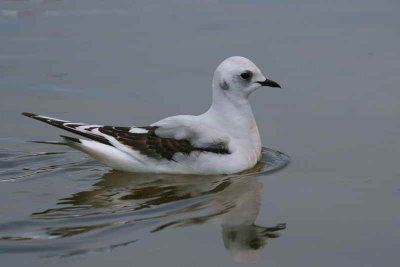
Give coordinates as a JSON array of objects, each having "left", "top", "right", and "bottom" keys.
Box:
[
  {"left": 0, "top": 148, "right": 288, "bottom": 260},
  {"left": 1, "top": 0, "right": 399, "bottom": 266}
]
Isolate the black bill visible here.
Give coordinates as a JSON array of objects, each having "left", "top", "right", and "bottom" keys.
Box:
[{"left": 257, "top": 78, "right": 281, "bottom": 88}]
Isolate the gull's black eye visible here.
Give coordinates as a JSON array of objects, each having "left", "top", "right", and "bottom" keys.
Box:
[{"left": 240, "top": 71, "right": 252, "bottom": 80}]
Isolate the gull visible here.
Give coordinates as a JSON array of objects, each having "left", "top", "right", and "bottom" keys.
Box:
[{"left": 22, "top": 56, "right": 281, "bottom": 174}]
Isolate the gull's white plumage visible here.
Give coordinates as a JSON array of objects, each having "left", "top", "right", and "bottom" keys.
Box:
[{"left": 23, "top": 56, "right": 281, "bottom": 174}]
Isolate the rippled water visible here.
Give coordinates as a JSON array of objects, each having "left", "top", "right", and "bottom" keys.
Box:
[{"left": 0, "top": 148, "right": 288, "bottom": 261}]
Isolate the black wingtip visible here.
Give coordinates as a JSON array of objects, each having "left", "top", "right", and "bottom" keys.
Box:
[
  {"left": 60, "top": 135, "right": 81, "bottom": 143},
  {"left": 22, "top": 112, "right": 38, "bottom": 118}
]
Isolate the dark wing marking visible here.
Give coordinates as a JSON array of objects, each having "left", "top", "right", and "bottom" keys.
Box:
[
  {"left": 22, "top": 112, "right": 230, "bottom": 161},
  {"left": 22, "top": 112, "right": 111, "bottom": 146},
  {"left": 98, "top": 126, "right": 230, "bottom": 161},
  {"left": 60, "top": 135, "right": 81, "bottom": 143}
]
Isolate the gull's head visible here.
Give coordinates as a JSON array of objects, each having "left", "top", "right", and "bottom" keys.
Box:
[{"left": 213, "top": 56, "right": 280, "bottom": 99}]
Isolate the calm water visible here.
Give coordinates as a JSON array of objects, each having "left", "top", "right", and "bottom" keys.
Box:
[{"left": 1, "top": 0, "right": 399, "bottom": 266}]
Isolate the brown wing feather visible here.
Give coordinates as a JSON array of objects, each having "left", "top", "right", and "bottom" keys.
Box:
[
  {"left": 21, "top": 113, "right": 230, "bottom": 161},
  {"left": 98, "top": 126, "right": 230, "bottom": 161}
]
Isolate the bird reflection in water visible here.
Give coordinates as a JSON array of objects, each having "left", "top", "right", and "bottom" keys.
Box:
[{"left": 32, "top": 154, "right": 286, "bottom": 262}]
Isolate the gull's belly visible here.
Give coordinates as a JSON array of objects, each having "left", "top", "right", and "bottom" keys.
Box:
[
  {"left": 175, "top": 145, "right": 261, "bottom": 174},
  {"left": 97, "top": 148, "right": 261, "bottom": 175},
  {"left": 161, "top": 138, "right": 261, "bottom": 174},
  {"left": 121, "top": 151, "right": 257, "bottom": 175}
]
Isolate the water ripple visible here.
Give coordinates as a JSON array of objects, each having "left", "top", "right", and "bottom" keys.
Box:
[{"left": 0, "top": 147, "right": 289, "bottom": 261}]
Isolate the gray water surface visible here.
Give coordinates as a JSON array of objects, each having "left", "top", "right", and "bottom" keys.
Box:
[
  {"left": 1, "top": 0, "right": 400, "bottom": 266},
  {"left": 0, "top": 147, "right": 289, "bottom": 261},
  {"left": 0, "top": 148, "right": 288, "bottom": 261}
]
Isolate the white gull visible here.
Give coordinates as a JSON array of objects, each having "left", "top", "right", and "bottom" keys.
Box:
[{"left": 22, "top": 56, "right": 281, "bottom": 174}]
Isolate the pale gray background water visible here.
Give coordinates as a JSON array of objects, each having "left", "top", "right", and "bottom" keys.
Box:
[{"left": 1, "top": 0, "right": 399, "bottom": 266}]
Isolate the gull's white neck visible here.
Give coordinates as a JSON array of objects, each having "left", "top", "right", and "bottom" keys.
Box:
[
  {"left": 207, "top": 87, "right": 256, "bottom": 131},
  {"left": 203, "top": 83, "right": 261, "bottom": 159}
]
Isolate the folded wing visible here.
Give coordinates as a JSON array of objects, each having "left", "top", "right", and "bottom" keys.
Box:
[{"left": 22, "top": 112, "right": 230, "bottom": 161}]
